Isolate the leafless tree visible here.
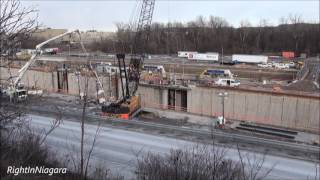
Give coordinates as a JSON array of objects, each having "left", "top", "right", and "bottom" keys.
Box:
[
  {"left": 256, "top": 19, "right": 269, "bottom": 53},
  {"left": 80, "top": 70, "right": 89, "bottom": 179},
  {"left": 288, "top": 14, "right": 304, "bottom": 53},
  {"left": 114, "top": 14, "right": 319, "bottom": 55},
  {"left": 0, "top": 0, "right": 39, "bottom": 57},
  {"left": 135, "top": 144, "right": 273, "bottom": 180},
  {"left": 78, "top": 63, "right": 106, "bottom": 180},
  {"left": 236, "top": 144, "right": 274, "bottom": 180},
  {"left": 239, "top": 20, "right": 252, "bottom": 53},
  {"left": 0, "top": 102, "right": 63, "bottom": 178}
]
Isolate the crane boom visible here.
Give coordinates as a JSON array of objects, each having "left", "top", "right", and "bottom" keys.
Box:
[{"left": 119, "top": 0, "right": 155, "bottom": 102}]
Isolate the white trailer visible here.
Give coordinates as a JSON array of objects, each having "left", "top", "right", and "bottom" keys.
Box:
[
  {"left": 188, "top": 53, "right": 219, "bottom": 62},
  {"left": 178, "top": 51, "right": 197, "bottom": 58},
  {"left": 232, "top": 54, "right": 268, "bottom": 64}
]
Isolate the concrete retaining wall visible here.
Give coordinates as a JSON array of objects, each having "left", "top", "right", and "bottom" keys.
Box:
[
  {"left": 138, "top": 84, "right": 320, "bottom": 133},
  {"left": 187, "top": 86, "right": 320, "bottom": 133},
  {"left": 0, "top": 67, "right": 115, "bottom": 99}
]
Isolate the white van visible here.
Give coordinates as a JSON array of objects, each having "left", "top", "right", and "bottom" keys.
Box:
[
  {"left": 142, "top": 65, "right": 166, "bottom": 78},
  {"left": 215, "top": 78, "right": 240, "bottom": 87}
]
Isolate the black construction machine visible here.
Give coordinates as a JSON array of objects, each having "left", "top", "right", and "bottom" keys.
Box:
[{"left": 101, "top": 0, "right": 155, "bottom": 119}]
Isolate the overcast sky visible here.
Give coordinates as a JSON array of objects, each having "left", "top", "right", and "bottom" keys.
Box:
[{"left": 21, "top": 0, "right": 319, "bottom": 31}]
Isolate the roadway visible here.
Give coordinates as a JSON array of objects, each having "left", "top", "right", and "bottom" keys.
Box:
[{"left": 30, "top": 114, "right": 319, "bottom": 180}]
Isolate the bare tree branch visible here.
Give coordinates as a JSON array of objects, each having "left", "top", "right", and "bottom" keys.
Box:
[{"left": 0, "top": 0, "right": 39, "bottom": 56}]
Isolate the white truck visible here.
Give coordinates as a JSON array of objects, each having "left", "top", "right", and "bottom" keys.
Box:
[
  {"left": 178, "top": 51, "right": 197, "bottom": 58},
  {"left": 232, "top": 54, "right": 268, "bottom": 64},
  {"left": 257, "top": 63, "right": 273, "bottom": 68},
  {"left": 188, "top": 52, "right": 219, "bottom": 62},
  {"left": 215, "top": 78, "right": 240, "bottom": 87}
]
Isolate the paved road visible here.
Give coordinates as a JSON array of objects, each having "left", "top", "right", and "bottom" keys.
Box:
[{"left": 30, "top": 114, "right": 319, "bottom": 180}]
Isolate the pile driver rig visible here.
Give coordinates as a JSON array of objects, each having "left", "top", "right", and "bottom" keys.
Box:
[{"left": 102, "top": 0, "right": 155, "bottom": 118}]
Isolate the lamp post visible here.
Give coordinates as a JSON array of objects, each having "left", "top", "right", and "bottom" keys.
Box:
[
  {"left": 75, "top": 71, "right": 81, "bottom": 99},
  {"left": 218, "top": 92, "right": 228, "bottom": 125}
]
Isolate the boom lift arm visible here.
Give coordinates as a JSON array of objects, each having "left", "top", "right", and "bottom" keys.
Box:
[
  {"left": 7, "top": 30, "right": 87, "bottom": 100},
  {"left": 13, "top": 30, "right": 85, "bottom": 88}
]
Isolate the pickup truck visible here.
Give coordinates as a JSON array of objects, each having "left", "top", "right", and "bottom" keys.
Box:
[{"left": 215, "top": 78, "right": 240, "bottom": 87}]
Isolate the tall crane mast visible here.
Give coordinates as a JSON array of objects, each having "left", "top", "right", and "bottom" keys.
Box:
[
  {"left": 128, "top": 0, "right": 155, "bottom": 97},
  {"left": 117, "top": 0, "right": 155, "bottom": 103}
]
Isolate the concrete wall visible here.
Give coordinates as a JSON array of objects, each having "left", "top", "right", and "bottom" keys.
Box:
[
  {"left": 1, "top": 67, "right": 56, "bottom": 91},
  {"left": 187, "top": 86, "right": 320, "bottom": 133},
  {"left": 0, "top": 67, "right": 115, "bottom": 99},
  {"left": 138, "top": 85, "right": 162, "bottom": 109},
  {"left": 137, "top": 84, "right": 319, "bottom": 133}
]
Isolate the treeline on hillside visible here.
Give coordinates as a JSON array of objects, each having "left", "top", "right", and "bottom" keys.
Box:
[
  {"left": 113, "top": 15, "right": 319, "bottom": 56},
  {"left": 21, "top": 15, "right": 320, "bottom": 56}
]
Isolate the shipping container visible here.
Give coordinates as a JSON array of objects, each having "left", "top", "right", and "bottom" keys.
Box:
[
  {"left": 282, "top": 51, "right": 295, "bottom": 59},
  {"left": 232, "top": 54, "right": 268, "bottom": 64},
  {"left": 188, "top": 52, "right": 219, "bottom": 61},
  {"left": 177, "top": 51, "right": 197, "bottom": 58}
]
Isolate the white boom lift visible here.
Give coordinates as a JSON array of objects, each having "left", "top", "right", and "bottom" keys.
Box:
[{"left": 6, "top": 29, "right": 88, "bottom": 102}]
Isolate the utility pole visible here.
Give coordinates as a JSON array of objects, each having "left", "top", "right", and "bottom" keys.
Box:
[
  {"left": 182, "top": 58, "right": 185, "bottom": 83},
  {"left": 221, "top": 46, "right": 224, "bottom": 65}
]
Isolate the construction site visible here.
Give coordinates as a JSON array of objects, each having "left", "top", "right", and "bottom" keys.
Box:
[
  {"left": 1, "top": 47, "right": 319, "bottom": 131},
  {"left": 1, "top": 0, "right": 320, "bottom": 179}
]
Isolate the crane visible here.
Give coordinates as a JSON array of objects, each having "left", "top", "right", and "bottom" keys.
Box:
[
  {"left": 102, "top": 0, "right": 155, "bottom": 118},
  {"left": 5, "top": 29, "right": 87, "bottom": 102}
]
